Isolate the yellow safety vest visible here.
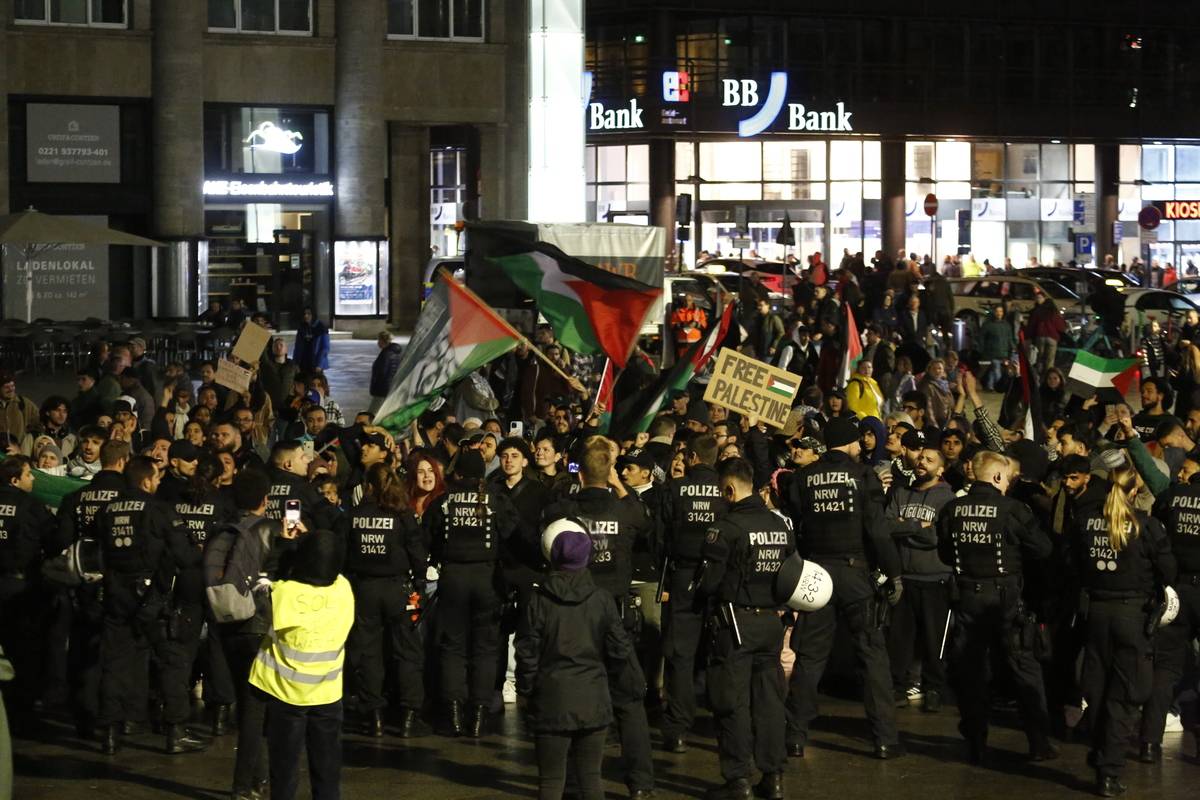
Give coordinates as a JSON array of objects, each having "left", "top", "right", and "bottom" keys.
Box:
[{"left": 249, "top": 575, "right": 355, "bottom": 706}]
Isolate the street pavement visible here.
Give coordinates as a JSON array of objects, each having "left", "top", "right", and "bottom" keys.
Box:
[{"left": 10, "top": 694, "right": 1196, "bottom": 799}]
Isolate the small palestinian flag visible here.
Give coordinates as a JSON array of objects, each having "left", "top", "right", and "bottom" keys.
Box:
[
  {"left": 766, "top": 375, "right": 797, "bottom": 399},
  {"left": 594, "top": 358, "right": 615, "bottom": 433},
  {"left": 838, "top": 301, "right": 863, "bottom": 388},
  {"left": 1067, "top": 351, "right": 1141, "bottom": 398},
  {"left": 488, "top": 243, "right": 662, "bottom": 368}
]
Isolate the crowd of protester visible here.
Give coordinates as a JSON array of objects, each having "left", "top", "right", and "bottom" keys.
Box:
[{"left": 0, "top": 244, "right": 1198, "bottom": 800}]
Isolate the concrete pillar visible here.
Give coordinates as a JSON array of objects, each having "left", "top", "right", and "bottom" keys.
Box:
[
  {"left": 151, "top": 2, "right": 205, "bottom": 237},
  {"left": 1095, "top": 143, "right": 1119, "bottom": 265},
  {"left": 478, "top": 124, "right": 508, "bottom": 219},
  {"left": 649, "top": 138, "right": 675, "bottom": 258},
  {"left": 0, "top": 2, "right": 9, "bottom": 216},
  {"left": 499, "top": 0, "right": 529, "bottom": 222},
  {"left": 389, "top": 126, "right": 430, "bottom": 331},
  {"left": 881, "top": 139, "right": 906, "bottom": 261},
  {"left": 335, "top": 0, "right": 385, "bottom": 237}
]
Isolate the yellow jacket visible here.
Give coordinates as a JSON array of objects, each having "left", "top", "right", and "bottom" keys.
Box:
[
  {"left": 249, "top": 575, "right": 355, "bottom": 706},
  {"left": 845, "top": 374, "right": 883, "bottom": 420}
]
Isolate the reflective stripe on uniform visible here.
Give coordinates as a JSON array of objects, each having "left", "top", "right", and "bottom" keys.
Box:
[
  {"left": 267, "top": 630, "right": 345, "bottom": 663},
  {"left": 255, "top": 648, "right": 344, "bottom": 685}
]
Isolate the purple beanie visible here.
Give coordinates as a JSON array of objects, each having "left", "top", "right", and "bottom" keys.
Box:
[{"left": 550, "top": 529, "right": 592, "bottom": 571}]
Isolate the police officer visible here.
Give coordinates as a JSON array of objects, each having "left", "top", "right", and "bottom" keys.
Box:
[
  {"left": 168, "top": 450, "right": 237, "bottom": 736},
  {"left": 659, "top": 433, "right": 728, "bottom": 753},
  {"left": 782, "top": 416, "right": 905, "bottom": 758},
  {"left": 698, "top": 457, "right": 793, "bottom": 800},
  {"left": 156, "top": 439, "right": 201, "bottom": 503},
  {"left": 1070, "top": 466, "right": 1175, "bottom": 797},
  {"left": 543, "top": 435, "right": 657, "bottom": 800},
  {"left": 936, "top": 449, "right": 1057, "bottom": 764},
  {"left": 1143, "top": 457, "right": 1200, "bottom": 762},
  {"left": 340, "top": 462, "right": 429, "bottom": 739},
  {"left": 95, "top": 455, "right": 207, "bottom": 755},
  {"left": 0, "top": 455, "right": 59, "bottom": 718},
  {"left": 425, "top": 449, "right": 518, "bottom": 737},
  {"left": 57, "top": 439, "right": 130, "bottom": 734},
  {"left": 265, "top": 440, "right": 340, "bottom": 530}
]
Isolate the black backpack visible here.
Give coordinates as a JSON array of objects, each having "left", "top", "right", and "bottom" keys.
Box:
[{"left": 203, "top": 520, "right": 267, "bottom": 623}]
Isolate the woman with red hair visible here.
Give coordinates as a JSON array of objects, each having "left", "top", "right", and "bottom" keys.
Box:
[{"left": 405, "top": 451, "right": 446, "bottom": 520}]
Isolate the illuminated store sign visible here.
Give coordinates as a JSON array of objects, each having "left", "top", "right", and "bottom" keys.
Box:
[
  {"left": 1160, "top": 200, "right": 1200, "bottom": 220},
  {"left": 203, "top": 179, "right": 334, "bottom": 197},
  {"left": 662, "top": 71, "right": 691, "bottom": 102},
  {"left": 723, "top": 73, "right": 852, "bottom": 136},
  {"left": 244, "top": 121, "right": 303, "bottom": 155},
  {"left": 588, "top": 99, "right": 645, "bottom": 130}
]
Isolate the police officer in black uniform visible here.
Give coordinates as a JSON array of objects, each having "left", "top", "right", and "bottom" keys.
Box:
[
  {"left": 1143, "top": 458, "right": 1200, "bottom": 762},
  {"left": 94, "top": 455, "right": 207, "bottom": 755},
  {"left": 698, "top": 457, "right": 793, "bottom": 800},
  {"left": 936, "top": 449, "right": 1057, "bottom": 764},
  {"left": 782, "top": 416, "right": 905, "bottom": 758},
  {"left": 264, "top": 440, "right": 341, "bottom": 531},
  {"left": 157, "top": 440, "right": 201, "bottom": 504},
  {"left": 1070, "top": 465, "right": 1175, "bottom": 797},
  {"left": 0, "top": 455, "right": 59, "bottom": 718},
  {"left": 659, "top": 433, "right": 728, "bottom": 753},
  {"left": 340, "top": 462, "right": 429, "bottom": 738},
  {"left": 425, "top": 449, "right": 518, "bottom": 737},
  {"left": 543, "top": 435, "right": 657, "bottom": 800},
  {"left": 57, "top": 439, "right": 130, "bottom": 733}
]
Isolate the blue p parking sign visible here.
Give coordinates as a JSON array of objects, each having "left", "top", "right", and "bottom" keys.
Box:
[{"left": 1075, "top": 233, "right": 1094, "bottom": 256}]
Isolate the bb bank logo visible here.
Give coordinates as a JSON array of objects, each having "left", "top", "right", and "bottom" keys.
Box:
[{"left": 722, "top": 73, "right": 853, "bottom": 137}]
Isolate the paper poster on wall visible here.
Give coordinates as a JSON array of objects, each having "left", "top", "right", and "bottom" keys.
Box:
[
  {"left": 26, "top": 104, "right": 121, "bottom": 183},
  {"left": 2, "top": 215, "right": 111, "bottom": 320},
  {"left": 334, "top": 240, "right": 378, "bottom": 315}
]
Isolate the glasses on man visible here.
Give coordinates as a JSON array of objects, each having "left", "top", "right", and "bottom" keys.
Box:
[{"left": 902, "top": 404, "right": 920, "bottom": 413}]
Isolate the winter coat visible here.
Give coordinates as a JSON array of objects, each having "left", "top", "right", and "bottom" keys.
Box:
[
  {"left": 516, "top": 569, "right": 632, "bottom": 732},
  {"left": 369, "top": 342, "right": 405, "bottom": 398},
  {"left": 1024, "top": 301, "right": 1066, "bottom": 342},
  {"left": 294, "top": 319, "right": 331, "bottom": 373},
  {"left": 978, "top": 317, "right": 1016, "bottom": 360},
  {"left": 845, "top": 374, "right": 884, "bottom": 420},
  {"left": 260, "top": 356, "right": 300, "bottom": 413},
  {"left": 0, "top": 395, "right": 39, "bottom": 442}
]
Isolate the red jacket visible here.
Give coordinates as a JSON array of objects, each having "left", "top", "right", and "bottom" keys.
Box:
[{"left": 1024, "top": 302, "right": 1067, "bottom": 341}]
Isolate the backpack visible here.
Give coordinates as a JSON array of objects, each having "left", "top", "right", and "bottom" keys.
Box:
[
  {"left": 41, "top": 536, "right": 105, "bottom": 587},
  {"left": 203, "top": 521, "right": 264, "bottom": 624}
]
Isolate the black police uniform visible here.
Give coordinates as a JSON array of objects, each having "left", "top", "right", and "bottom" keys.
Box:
[
  {"left": 490, "top": 472, "right": 550, "bottom": 690},
  {"left": 1144, "top": 476, "right": 1200, "bottom": 750},
  {"left": 659, "top": 462, "right": 729, "bottom": 744},
  {"left": 57, "top": 469, "right": 126, "bottom": 727},
  {"left": 544, "top": 486, "right": 657, "bottom": 795},
  {"left": 339, "top": 499, "right": 429, "bottom": 730},
  {"left": 783, "top": 449, "right": 903, "bottom": 753},
  {"left": 1069, "top": 506, "right": 1175, "bottom": 788},
  {"left": 265, "top": 465, "right": 341, "bottom": 531},
  {"left": 698, "top": 494, "right": 793, "bottom": 794},
  {"left": 936, "top": 481, "right": 1056, "bottom": 760},
  {"left": 425, "top": 478, "right": 518, "bottom": 730},
  {"left": 0, "top": 481, "right": 59, "bottom": 712},
  {"left": 94, "top": 484, "right": 196, "bottom": 748}
]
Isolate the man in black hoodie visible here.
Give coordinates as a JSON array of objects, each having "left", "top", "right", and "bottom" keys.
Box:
[{"left": 368, "top": 331, "right": 404, "bottom": 414}]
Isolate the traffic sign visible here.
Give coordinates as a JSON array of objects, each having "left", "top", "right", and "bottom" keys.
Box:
[
  {"left": 924, "top": 193, "right": 939, "bottom": 217},
  {"left": 1138, "top": 204, "right": 1162, "bottom": 231},
  {"left": 732, "top": 237, "right": 752, "bottom": 249},
  {"left": 1075, "top": 233, "right": 1094, "bottom": 255}
]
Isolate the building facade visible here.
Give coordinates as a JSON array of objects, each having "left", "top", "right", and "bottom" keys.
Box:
[
  {"left": 2, "top": 0, "right": 528, "bottom": 330},
  {"left": 584, "top": 0, "right": 1200, "bottom": 272}
]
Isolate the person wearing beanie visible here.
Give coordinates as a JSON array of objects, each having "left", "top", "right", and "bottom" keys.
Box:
[
  {"left": 782, "top": 411, "right": 907, "bottom": 761},
  {"left": 424, "top": 446, "right": 520, "bottom": 738},
  {"left": 517, "top": 525, "right": 633, "bottom": 800}
]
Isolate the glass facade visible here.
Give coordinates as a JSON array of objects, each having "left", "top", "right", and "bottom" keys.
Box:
[
  {"left": 1119, "top": 143, "right": 1200, "bottom": 270},
  {"left": 430, "top": 147, "right": 468, "bottom": 257}
]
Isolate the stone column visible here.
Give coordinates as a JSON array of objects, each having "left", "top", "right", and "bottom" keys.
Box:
[
  {"left": 881, "top": 138, "right": 906, "bottom": 260},
  {"left": 151, "top": 2, "right": 204, "bottom": 237},
  {"left": 389, "top": 126, "right": 430, "bottom": 331},
  {"left": 478, "top": 124, "right": 508, "bottom": 219},
  {"left": 334, "top": 0, "right": 385, "bottom": 237},
  {"left": 649, "top": 139, "right": 676, "bottom": 260},
  {"left": 0, "top": 1, "right": 9, "bottom": 216},
  {"left": 500, "top": 0, "right": 528, "bottom": 222},
  {"left": 1094, "top": 143, "right": 1119, "bottom": 265}
]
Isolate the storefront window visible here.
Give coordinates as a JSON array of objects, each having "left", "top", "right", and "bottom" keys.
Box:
[
  {"left": 204, "top": 106, "right": 331, "bottom": 176},
  {"left": 1118, "top": 143, "right": 1200, "bottom": 270},
  {"left": 207, "top": 0, "right": 313, "bottom": 35},
  {"left": 934, "top": 142, "right": 970, "bottom": 181},
  {"left": 388, "top": 0, "right": 485, "bottom": 40},
  {"left": 585, "top": 144, "right": 650, "bottom": 222},
  {"left": 15, "top": 0, "right": 126, "bottom": 25},
  {"left": 430, "top": 148, "right": 465, "bottom": 257}
]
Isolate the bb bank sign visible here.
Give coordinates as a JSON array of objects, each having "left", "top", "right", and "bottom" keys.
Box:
[{"left": 721, "top": 73, "right": 852, "bottom": 137}]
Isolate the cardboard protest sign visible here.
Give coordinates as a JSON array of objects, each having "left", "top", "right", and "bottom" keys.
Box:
[
  {"left": 215, "top": 358, "right": 252, "bottom": 395},
  {"left": 702, "top": 348, "right": 800, "bottom": 429},
  {"left": 231, "top": 321, "right": 272, "bottom": 364}
]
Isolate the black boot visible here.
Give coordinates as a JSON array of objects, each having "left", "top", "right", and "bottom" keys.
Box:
[
  {"left": 1137, "top": 742, "right": 1162, "bottom": 763},
  {"left": 446, "top": 700, "right": 465, "bottom": 737},
  {"left": 754, "top": 772, "right": 784, "bottom": 799},
  {"left": 1097, "top": 775, "right": 1127, "bottom": 797},
  {"left": 662, "top": 734, "right": 687, "bottom": 753},
  {"left": 212, "top": 704, "right": 232, "bottom": 737},
  {"left": 706, "top": 779, "right": 753, "bottom": 800},
  {"left": 366, "top": 709, "right": 384, "bottom": 738},
  {"left": 165, "top": 723, "right": 208, "bottom": 754},
  {"left": 921, "top": 690, "right": 942, "bottom": 713},
  {"left": 467, "top": 704, "right": 487, "bottom": 738},
  {"left": 100, "top": 725, "right": 120, "bottom": 755},
  {"left": 398, "top": 708, "right": 430, "bottom": 739}
]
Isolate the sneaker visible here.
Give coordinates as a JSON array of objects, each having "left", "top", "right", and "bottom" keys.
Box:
[
  {"left": 1166, "top": 713, "right": 1184, "bottom": 733},
  {"left": 906, "top": 685, "right": 923, "bottom": 703},
  {"left": 502, "top": 679, "right": 517, "bottom": 704}
]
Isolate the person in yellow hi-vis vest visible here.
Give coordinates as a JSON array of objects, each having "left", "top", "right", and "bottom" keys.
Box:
[{"left": 249, "top": 529, "right": 354, "bottom": 800}]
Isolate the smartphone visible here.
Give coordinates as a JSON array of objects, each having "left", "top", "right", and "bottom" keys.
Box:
[
  {"left": 509, "top": 421, "right": 524, "bottom": 438},
  {"left": 284, "top": 499, "right": 301, "bottom": 526},
  {"left": 568, "top": 461, "right": 580, "bottom": 474},
  {"left": 302, "top": 440, "right": 315, "bottom": 459}
]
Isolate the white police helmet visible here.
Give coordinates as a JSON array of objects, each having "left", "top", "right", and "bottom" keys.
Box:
[
  {"left": 1160, "top": 585, "right": 1181, "bottom": 627},
  {"left": 774, "top": 552, "right": 833, "bottom": 612},
  {"left": 541, "top": 517, "right": 588, "bottom": 560}
]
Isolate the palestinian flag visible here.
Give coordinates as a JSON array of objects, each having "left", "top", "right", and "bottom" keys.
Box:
[
  {"left": 611, "top": 302, "right": 735, "bottom": 437},
  {"left": 1067, "top": 351, "right": 1141, "bottom": 398},
  {"left": 1003, "top": 331, "right": 1045, "bottom": 443},
  {"left": 594, "top": 358, "right": 615, "bottom": 433},
  {"left": 488, "top": 243, "right": 662, "bottom": 368},
  {"left": 838, "top": 301, "right": 863, "bottom": 388},
  {"left": 375, "top": 273, "right": 522, "bottom": 433},
  {"left": 0, "top": 456, "right": 85, "bottom": 509},
  {"left": 766, "top": 375, "right": 797, "bottom": 399}
]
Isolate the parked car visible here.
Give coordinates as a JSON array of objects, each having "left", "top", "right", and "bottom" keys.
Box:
[
  {"left": 948, "top": 275, "right": 1085, "bottom": 325},
  {"left": 1022, "top": 266, "right": 1139, "bottom": 299},
  {"left": 422, "top": 255, "right": 465, "bottom": 300}
]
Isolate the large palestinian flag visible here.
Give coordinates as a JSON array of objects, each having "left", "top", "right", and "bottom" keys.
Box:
[
  {"left": 1066, "top": 351, "right": 1141, "bottom": 398},
  {"left": 488, "top": 243, "right": 661, "bottom": 368},
  {"left": 375, "top": 273, "right": 522, "bottom": 433},
  {"left": 0, "top": 456, "right": 85, "bottom": 509}
]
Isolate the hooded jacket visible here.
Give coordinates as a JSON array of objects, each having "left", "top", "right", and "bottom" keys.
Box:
[
  {"left": 515, "top": 569, "right": 632, "bottom": 732},
  {"left": 885, "top": 479, "right": 956, "bottom": 579}
]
